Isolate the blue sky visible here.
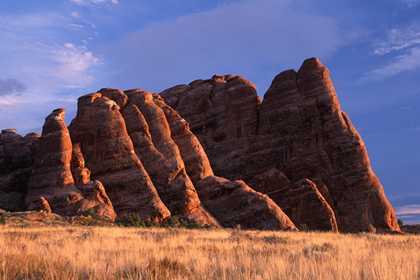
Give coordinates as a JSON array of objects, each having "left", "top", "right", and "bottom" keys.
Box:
[{"left": 0, "top": 0, "right": 419, "bottom": 224}]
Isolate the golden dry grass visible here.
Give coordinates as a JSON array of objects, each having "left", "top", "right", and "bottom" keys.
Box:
[{"left": 0, "top": 223, "right": 418, "bottom": 280}]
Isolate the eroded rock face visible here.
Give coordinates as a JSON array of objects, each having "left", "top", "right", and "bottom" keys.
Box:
[
  {"left": 195, "top": 176, "right": 296, "bottom": 230},
  {"left": 153, "top": 95, "right": 293, "bottom": 229},
  {"left": 160, "top": 58, "right": 400, "bottom": 233},
  {"left": 25, "top": 108, "right": 75, "bottom": 206},
  {"left": 25, "top": 108, "right": 117, "bottom": 221},
  {"left": 27, "top": 196, "right": 51, "bottom": 213},
  {"left": 71, "top": 143, "right": 91, "bottom": 186},
  {"left": 152, "top": 94, "right": 214, "bottom": 184},
  {"left": 0, "top": 129, "right": 39, "bottom": 211},
  {"left": 0, "top": 129, "right": 37, "bottom": 173},
  {"left": 161, "top": 75, "right": 261, "bottom": 145},
  {"left": 118, "top": 90, "right": 218, "bottom": 226},
  {"left": 69, "top": 94, "right": 170, "bottom": 221},
  {"left": 124, "top": 90, "right": 200, "bottom": 215},
  {"left": 278, "top": 179, "right": 338, "bottom": 232}
]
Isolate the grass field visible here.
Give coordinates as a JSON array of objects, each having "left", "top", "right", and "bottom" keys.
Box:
[{"left": 0, "top": 217, "right": 419, "bottom": 280}]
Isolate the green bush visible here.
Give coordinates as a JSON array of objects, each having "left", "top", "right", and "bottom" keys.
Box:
[
  {"left": 0, "top": 213, "right": 6, "bottom": 225},
  {"left": 163, "top": 216, "right": 188, "bottom": 228},
  {"left": 123, "top": 213, "right": 146, "bottom": 227},
  {"left": 117, "top": 213, "right": 160, "bottom": 228},
  {"left": 83, "top": 207, "right": 96, "bottom": 217},
  {"left": 117, "top": 213, "right": 213, "bottom": 229},
  {"left": 299, "top": 223, "right": 309, "bottom": 232}
]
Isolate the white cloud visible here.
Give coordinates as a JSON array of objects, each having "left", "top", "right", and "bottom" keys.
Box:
[
  {"left": 51, "top": 43, "right": 102, "bottom": 87},
  {"left": 359, "top": 22, "right": 420, "bottom": 82},
  {"left": 395, "top": 204, "right": 420, "bottom": 215}
]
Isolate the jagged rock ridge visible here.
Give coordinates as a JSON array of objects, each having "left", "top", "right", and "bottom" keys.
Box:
[{"left": 0, "top": 58, "right": 399, "bottom": 233}]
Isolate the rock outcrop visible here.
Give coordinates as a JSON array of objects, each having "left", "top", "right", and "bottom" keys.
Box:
[
  {"left": 195, "top": 176, "right": 296, "bottom": 230},
  {"left": 160, "top": 57, "right": 400, "bottom": 233},
  {"left": 0, "top": 129, "right": 39, "bottom": 211},
  {"left": 68, "top": 94, "right": 170, "bottom": 221},
  {"left": 25, "top": 108, "right": 117, "bottom": 220},
  {"left": 0, "top": 57, "right": 400, "bottom": 233},
  {"left": 278, "top": 179, "right": 338, "bottom": 232},
  {"left": 153, "top": 95, "right": 296, "bottom": 230},
  {"left": 122, "top": 89, "right": 210, "bottom": 223}
]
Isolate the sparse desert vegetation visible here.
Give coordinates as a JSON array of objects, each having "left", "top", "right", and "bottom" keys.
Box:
[{"left": 0, "top": 211, "right": 418, "bottom": 280}]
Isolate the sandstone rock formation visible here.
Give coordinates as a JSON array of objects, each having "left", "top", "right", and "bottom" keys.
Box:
[
  {"left": 122, "top": 89, "right": 210, "bottom": 223},
  {"left": 20, "top": 87, "right": 295, "bottom": 229},
  {"left": 0, "top": 129, "right": 39, "bottom": 211},
  {"left": 0, "top": 58, "right": 400, "bottom": 233},
  {"left": 25, "top": 108, "right": 116, "bottom": 220},
  {"left": 153, "top": 95, "right": 296, "bottom": 230},
  {"left": 68, "top": 93, "right": 170, "bottom": 221},
  {"left": 160, "top": 57, "right": 400, "bottom": 233},
  {"left": 195, "top": 176, "right": 296, "bottom": 230},
  {"left": 278, "top": 179, "right": 338, "bottom": 232}
]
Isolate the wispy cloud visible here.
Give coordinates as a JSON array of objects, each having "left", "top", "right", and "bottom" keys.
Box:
[
  {"left": 368, "top": 47, "right": 420, "bottom": 80},
  {"left": 359, "top": 22, "right": 420, "bottom": 82},
  {"left": 374, "top": 22, "right": 420, "bottom": 55},
  {"left": 395, "top": 204, "right": 420, "bottom": 215},
  {"left": 51, "top": 43, "right": 102, "bottom": 87},
  {"left": 69, "top": 23, "right": 85, "bottom": 29}
]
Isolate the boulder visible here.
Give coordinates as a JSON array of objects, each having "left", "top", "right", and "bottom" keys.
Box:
[{"left": 27, "top": 197, "right": 51, "bottom": 213}]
